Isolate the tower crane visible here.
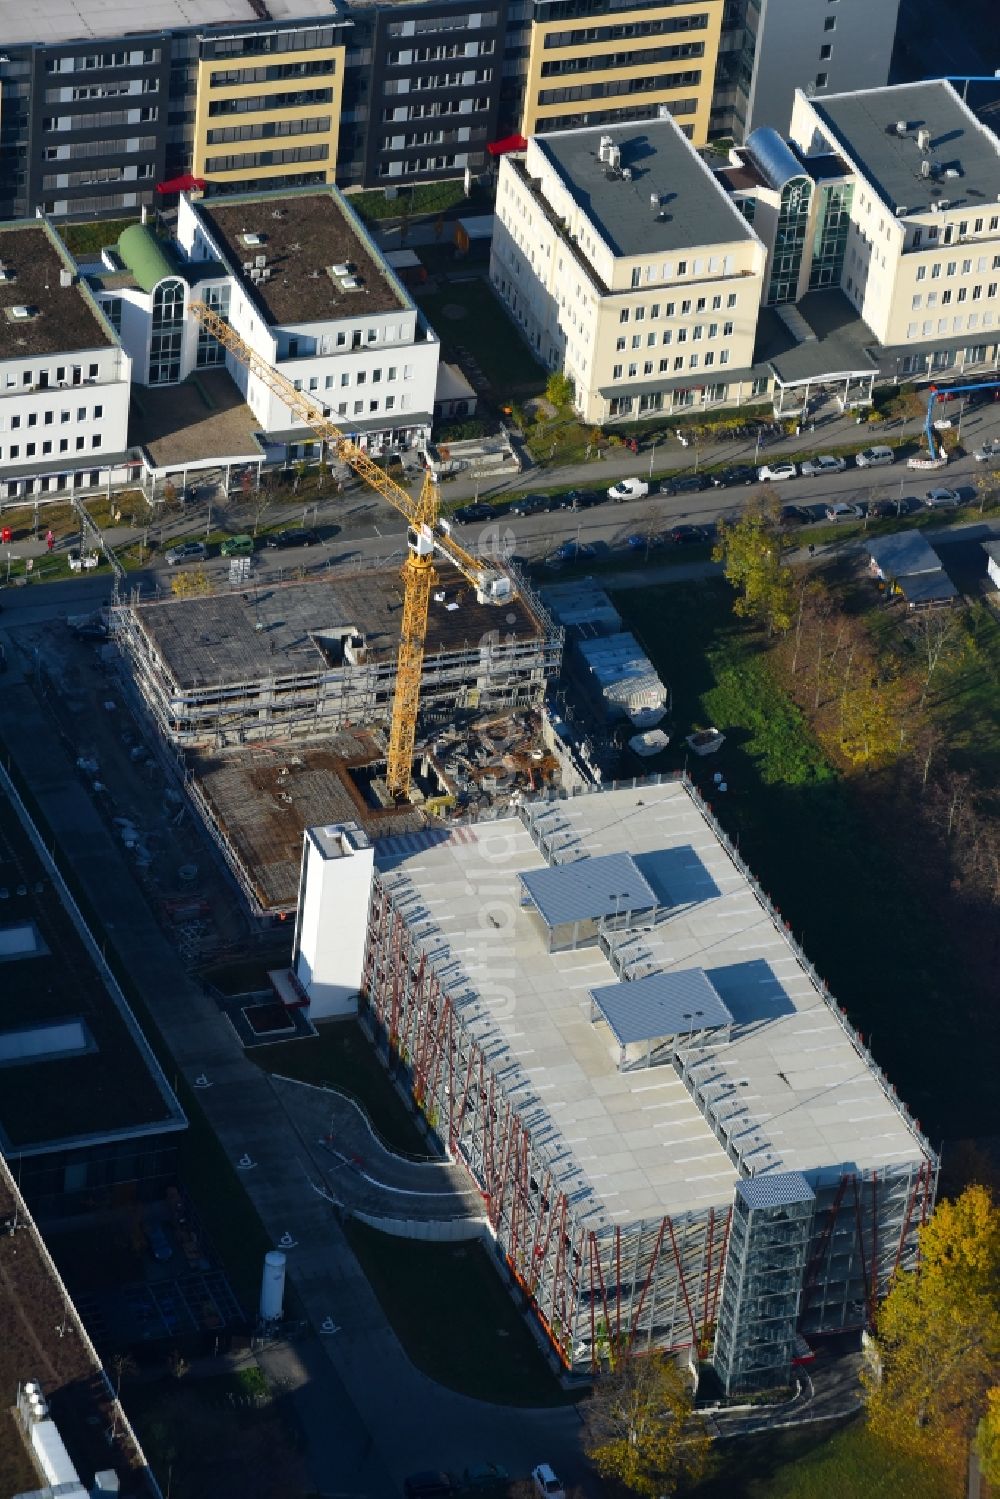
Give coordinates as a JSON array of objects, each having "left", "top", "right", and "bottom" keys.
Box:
[{"left": 187, "top": 300, "right": 514, "bottom": 800}]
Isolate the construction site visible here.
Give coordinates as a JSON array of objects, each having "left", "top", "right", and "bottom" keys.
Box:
[
  {"left": 114, "top": 564, "right": 564, "bottom": 914},
  {"left": 343, "top": 774, "right": 936, "bottom": 1392}
]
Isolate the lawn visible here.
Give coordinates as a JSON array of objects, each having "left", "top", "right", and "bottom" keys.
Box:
[
  {"left": 249, "top": 1019, "right": 430, "bottom": 1157},
  {"left": 417, "top": 278, "right": 545, "bottom": 398},
  {"left": 344, "top": 1220, "right": 574, "bottom": 1407},
  {"left": 691, "top": 1419, "right": 951, "bottom": 1499},
  {"left": 613, "top": 580, "right": 990, "bottom": 1142}
]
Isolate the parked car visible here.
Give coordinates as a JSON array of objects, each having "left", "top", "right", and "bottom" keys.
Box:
[
  {"left": 757, "top": 462, "right": 797, "bottom": 482},
  {"left": 264, "top": 528, "right": 320, "bottom": 549},
  {"left": 668, "top": 524, "right": 707, "bottom": 544},
  {"left": 869, "top": 499, "right": 900, "bottom": 518},
  {"left": 780, "top": 504, "right": 808, "bottom": 526},
  {"left": 220, "top": 533, "right": 254, "bottom": 557},
  {"left": 626, "top": 532, "right": 662, "bottom": 550},
  {"left": 716, "top": 465, "right": 756, "bottom": 487},
  {"left": 660, "top": 473, "right": 708, "bottom": 495},
  {"left": 462, "top": 1463, "right": 510, "bottom": 1492},
  {"left": 799, "top": 454, "right": 847, "bottom": 478},
  {"left": 531, "top": 1465, "right": 566, "bottom": 1499},
  {"left": 510, "top": 493, "right": 550, "bottom": 516},
  {"left": 164, "top": 540, "right": 208, "bottom": 566},
  {"left": 403, "top": 1473, "right": 455, "bottom": 1499},
  {"left": 566, "top": 488, "right": 604, "bottom": 509},
  {"left": 454, "top": 503, "right": 498, "bottom": 523},
  {"left": 824, "top": 501, "right": 862, "bottom": 521},
  {"left": 973, "top": 439, "right": 1000, "bottom": 462},
  {"left": 68, "top": 617, "right": 109, "bottom": 641},
  {"left": 608, "top": 477, "right": 649, "bottom": 501},
  {"left": 855, "top": 445, "right": 895, "bottom": 468},
  {"left": 924, "top": 487, "right": 960, "bottom": 508}
]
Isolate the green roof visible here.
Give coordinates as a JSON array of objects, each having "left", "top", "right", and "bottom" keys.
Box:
[{"left": 117, "top": 223, "right": 181, "bottom": 293}]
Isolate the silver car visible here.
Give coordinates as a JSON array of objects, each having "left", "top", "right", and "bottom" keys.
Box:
[
  {"left": 800, "top": 454, "right": 847, "bottom": 477},
  {"left": 165, "top": 540, "right": 208, "bottom": 565}
]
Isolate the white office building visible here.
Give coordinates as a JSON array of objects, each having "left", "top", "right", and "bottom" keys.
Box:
[
  {"left": 491, "top": 117, "right": 767, "bottom": 425},
  {"left": 0, "top": 222, "right": 131, "bottom": 502}
]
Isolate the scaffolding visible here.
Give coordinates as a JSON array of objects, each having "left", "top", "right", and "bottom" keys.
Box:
[
  {"left": 113, "top": 565, "right": 563, "bottom": 752},
  {"left": 356, "top": 775, "right": 938, "bottom": 1387}
]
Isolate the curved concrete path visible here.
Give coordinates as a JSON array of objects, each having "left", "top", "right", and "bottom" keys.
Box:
[{"left": 269, "top": 1074, "right": 486, "bottom": 1229}]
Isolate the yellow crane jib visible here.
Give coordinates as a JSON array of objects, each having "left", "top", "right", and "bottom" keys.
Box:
[{"left": 186, "top": 299, "right": 514, "bottom": 799}]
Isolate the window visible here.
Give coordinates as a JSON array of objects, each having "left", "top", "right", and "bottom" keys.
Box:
[
  {"left": 673, "top": 356, "right": 684, "bottom": 370},
  {"left": 631, "top": 335, "right": 642, "bottom": 349},
  {"left": 824, "top": 13, "right": 836, "bottom": 27},
  {"left": 723, "top": 320, "right": 734, "bottom": 336},
  {"left": 616, "top": 337, "right": 626, "bottom": 351},
  {"left": 627, "top": 363, "right": 637, "bottom": 377},
  {"left": 815, "top": 72, "right": 828, "bottom": 88},
  {"left": 719, "top": 350, "right": 729, "bottom": 365},
  {"left": 643, "top": 361, "right": 653, "bottom": 375},
  {"left": 688, "top": 354, "right": 699, "bottom": 369},
  {"left": 819, "top": 43, "right": 832, "bottom": 59},
  {"left": 696, "top": 297, "right": 706, "bottom": 313},
  {"left": 647, "top": 332, "right": 656, "bottom": 347},
  {"left": 619, "top": 309, "right": 629, "bottom": 324},
  {"left": 932, "top": 263, "right": 941, "bottom": 278},
  {"left": 911, "top": 294, "right": 922, "bottom": 309},
  {"left": 677, "top": 260, "right": 687, "bottom": 274},
  {"left": 947, "top": 261, "right": 957, "bottom": 276},
  {"left": 631, "top": 267, "right": 641, "bottom": 288},
  {"left": 634, "top": 307, "right": 644, "bottom": 322},
  {"left": 727, "top": 293, "right": 737, "bottom": 308},
  {"left": 612, "top": 364, "right": 623, "bottom": 379},
  {"left": 916, "top": 265, "right": 926, "bottom": 281},
  {"left": 942, "top": 289, "right": 953, "bottom": 304}
]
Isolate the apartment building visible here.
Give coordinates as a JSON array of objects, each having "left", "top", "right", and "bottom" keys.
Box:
[
  {"left": 788, "top": 81, "right": 1000, "bottom": 380},
  {"left": 490, "top": 117, "right": 765, "bottom": 423},
  {"left": 345, "top": 0, "right": 507, "bottom": 186},
  {"left": 0, "top": 2, "right": 349, "bottom": 221},
  {"left": 0, "top": 222, "right": 131, "bottom": 502},
  {"left": 712, "top": 0, "right": 902, "bottom": 142},
  {"left": 510, "top": 0, "right": 723, "bottom": 146}
]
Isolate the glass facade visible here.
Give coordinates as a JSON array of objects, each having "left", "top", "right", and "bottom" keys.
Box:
[
  {"left": 196, "top": 283, "right": 230, "bottom": 367},
  {"left": 808, "top": 181, "right": 853, "bottom": 291},
  {"left": 766, "top": 175, "right": 811, "bottom": 305},
  {"left": 149, "top": 276, "right": 185, "bottom": 384}
]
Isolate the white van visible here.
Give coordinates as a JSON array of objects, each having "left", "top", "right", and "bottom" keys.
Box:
[{"left": 855, "top": 445, "right": 894, "bottom": 468}]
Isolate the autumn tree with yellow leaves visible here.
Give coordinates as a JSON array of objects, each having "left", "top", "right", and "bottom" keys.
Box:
[
  {"left": 865, "top": 1184, "right": 1000, "bottom": 1494},
  {"left": 712, "top": 489, "right": 795, "bottom": 636},
  {"left": 584, "top": 1348, "right": 709, "bottom": 1498}
]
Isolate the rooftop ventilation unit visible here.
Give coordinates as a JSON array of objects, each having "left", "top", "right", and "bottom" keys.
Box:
[
  {"left": 895, "top": 120, "right": 908, "bottom": 136},
  {"left": 944, "top": 166, "right": 961, "bottom": 179},
  {"left": 340, "top": 275, "right": 361, "bottom": 290},
  {"left": 920, "top": 159, "right": 931, "bottom": 179},
  {"left": 621, "top": 166, "right": 632, "bottom": 181},
  {"left": 100, "top": 248, "right": 123, "bottom": 272},
  {"left": 598, "top": 134, "right": 614, "bottom": 163},
  {"left": 916, "top": 127, "right": 931, "bottom": 152},
  {"left": 254, "top": 254, "right": 267, "bottom": 269},
  {"left": 240, "top": 231, "right": 265, "bottom": 248},
  {"left": 7, "top": 304, "right": 36, "bottom": 320},
  {"left": 261, "top": 268, "right": 272, "bottom": 280},
  {"left": 607, "top": 145, "right": 621, "bottom": 171},
  {"left": 650, "top": 192, "right": 660, "bottom": 209},
  {"left": 0, "top": 264, "right": 14, "bottom": 283},
  {"left": 331, "top": 261, "right": 351, "bottom": 277}
]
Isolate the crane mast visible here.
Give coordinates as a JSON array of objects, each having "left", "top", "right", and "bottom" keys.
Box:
[{"left": 187, "top": 299, "right": 513, "bottom": 799}]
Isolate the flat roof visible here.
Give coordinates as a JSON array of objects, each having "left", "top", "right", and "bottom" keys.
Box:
[
  {"left": 188, "top": 737, "right": 421, "bottom": 913},
  {"left": 196, "top": 190, "right": 407, "bottom": 326},
  {"left": 374, "top": 779, "right": 930, "bottom": 1223},
  {"left": 0, "top": 780, "right": 185, "bottom": 1155},
  {"left": 534, "top": 118, "right": 756, "bottom": 259},
  {"left": 0, "top": 0, "right": 341, "bottom": 47},
  {"left": 758, "top": 289, "right": 878, "bottom": 384},
  {"left": 133, "top": 566, "right": 541, "bottom": 691},
  {"left": 806, "top": 81, "right": 1000, "bottom": 215},
  {"left": 0, "top": 224, "right": 114, "bottom": 357},
  {"left": 0, "top": 1158, "right": 155, "bottom": 1499}
]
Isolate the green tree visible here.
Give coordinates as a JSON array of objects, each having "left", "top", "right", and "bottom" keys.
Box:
[
  {"left": 865, "top": 1185, "right": 1000, "bottom": 1494},
  {"left": 584, "top": 1349, "right": 709, "bottom": 1498},
  {"left": 545, "top": 370, "right": 574, "bottom": 411},
  {"left": 712, "top": 492, "right": 794, "bottom": 634}
]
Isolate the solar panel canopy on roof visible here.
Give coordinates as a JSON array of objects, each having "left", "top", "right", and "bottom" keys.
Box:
[
  {"left": 737, "top": 1173, "right": 815, "bottom": 1210},
  {"left": 518, "top": 851, "right": 656, "bottom": 928},
  {"left": 589, "top": 967, "right": 733, "bottom": 1046}
]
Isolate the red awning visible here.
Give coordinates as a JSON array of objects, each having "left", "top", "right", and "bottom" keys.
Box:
[
  {"left": 156, "top": 174, "right": 206, "bottom": 195},
  {"left": 487, "top": 134, "right": 527, "bottom": 157}
]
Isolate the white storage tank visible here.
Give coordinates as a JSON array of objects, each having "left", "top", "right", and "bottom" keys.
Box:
[{"left": 259, "top": 1250, "right": 286, "bottom": 1322}]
